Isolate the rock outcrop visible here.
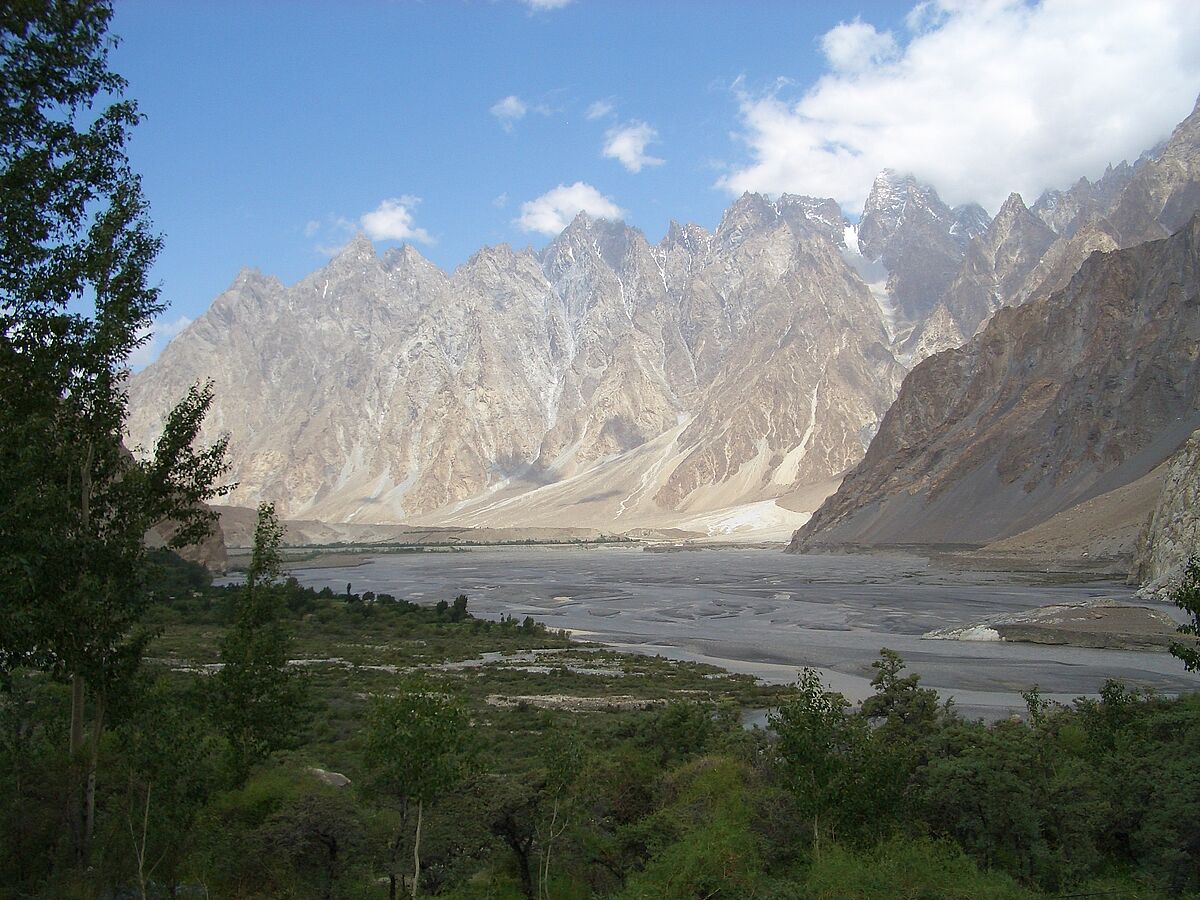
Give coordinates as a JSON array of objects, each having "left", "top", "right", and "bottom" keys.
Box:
[
  {"left": 1133, "top": 429, "right": 1200, "bottom": 590},
  {"left": 128, "top": 196, "right": 901, "bottom": 530},
  {"left": 792, "top": 215, "right": 1200, "bottom": 549},
  {"left": 130, "top": 99, "right": 1200, "bottom": 535},
  {"left": 854, "top": 171, "right": 990, "bottom": 348},
  {"left": 145, "top": 507, "right": 229, "bottom": 574}
]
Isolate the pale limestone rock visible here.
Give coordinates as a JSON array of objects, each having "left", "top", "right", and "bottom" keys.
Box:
[{"left": 1134, "top": 430, "right": 1200, "bottom": 592}]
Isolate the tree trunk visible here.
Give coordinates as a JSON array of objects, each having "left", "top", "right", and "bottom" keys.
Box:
[
  {"left": 410, "top": 798, "right": 423, "bottom": 899},
  {"left": 516, "top": 844, "right": 534, "bottom": 900},
  {"left": 83, "top": 688, "right": 106, "bottom": 855},
  {"left": 68, "top": 673, "right": 86, "bottom": 862},
  {"left": 132, "top": 782, "right": 152, "bottom": 900}
]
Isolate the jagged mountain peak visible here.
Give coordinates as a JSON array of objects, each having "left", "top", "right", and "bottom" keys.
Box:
[
  {"left": 542, "top": 212, "right": 645, "bottom": 276},
  {"left": 332, "top": 232, "right": 378, "bottom": 263},
  {"left": 663, "top": 219, "right": 713, "bottom": 252},
  {"left": 775, "top": 194, "right": 848, "bottom": 245},
  {"left": 230, "top": 265, "right": 281, "bottom": 290},
  {"left": 950, "top": 202, "right": 992, "bottom": 244},
  {"left": 994, "top": 192, "right": 1030, "bottom": 220},
  {"left": 718, "top": 191, "right": 776, "bottom": 228},
  {"left": 383, "top": 243, "right": 436, "bottom": 269}
]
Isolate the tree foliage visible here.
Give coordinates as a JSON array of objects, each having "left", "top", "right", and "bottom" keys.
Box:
[
  {"left": 214, "top": 502, "right": 305, "bottom": 781},
  {"left": 1169, "top": 554, "right": 1200, "bottom": 671},
  {"left": 365, "top": 678, "right": 474, "bottom": 898},
  {"left": 0, "top": 0, "right": 230, "bottom": 864}
]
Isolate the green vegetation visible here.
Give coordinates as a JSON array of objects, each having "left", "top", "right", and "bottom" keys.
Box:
[
  {"left": 2, "top": 550, "right": 1198, "bottom": 897},
  {"left": 3, "top": 3, "right": 1198, "bottom": 898},
  {"left": 0, "top": 0, "right": 229, "bottom": 869},
  {"left": 1169, "top": 555, "right": 1200, "bottom": 671}
]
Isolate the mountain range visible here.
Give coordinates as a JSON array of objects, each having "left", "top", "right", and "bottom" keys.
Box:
[{"left": 129, "top": 98, "right": 1200, "bottom": 546}]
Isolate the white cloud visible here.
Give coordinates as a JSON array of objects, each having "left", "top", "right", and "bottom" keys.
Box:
[
  {"left": 519, "top": 0, "right": 572, "bottom": 10},
  {"left": 602, "top": 121, "right": 665, "bottom": 173},
  {"left": 490, "top": 94, "right": 528, "bottom": 131},
  {"left": 820, "top": 18, "right": 898, "bottom": 73},
  {"left": 493, "top": 192, "right": 509, "bottom": 209},
  {"left": 126, "top": 314, "right": 193, "bottom": 371},
  {"left": 360, "top": 196, "right": 433, "bottom": 244},
  {"left": 586, "top": 99, "right": 615, "bottom": 120},
  {"left": 515, "top": 181, "right": 625, "bottom": 234},
  {"left": 303, "top": 219, "right": 320, "bottom": 238},
  {"left": 722, "top": 0, "right": 1200, "bottom": 213}
]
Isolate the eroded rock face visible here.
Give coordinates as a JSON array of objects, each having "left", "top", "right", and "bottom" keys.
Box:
[
  {"left": 145, "top": 509, "right": 229, "bottom": 574},
  {"left": 128, "top": 195, "right": 902, "bottom": 526},
  {"left": 792, "top": 215, "right": 1200, "bottom": 549},
  {"left": 855, "top": 171, "right": 989, "bottom": 343},
  {"left": 1134, "top": 429, "right": 1200, "bottom": 590},
  {"left": 905, "top": 192, "right": 1056, "bottom": 360}
]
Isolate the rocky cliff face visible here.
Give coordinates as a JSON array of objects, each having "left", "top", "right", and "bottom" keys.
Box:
[
  {"left": 128, "top": 195, "right": 901, "bottom": 529},
  {"left": 907, "top": 192, "right": 1057, "bottom": 358},
  {"left": 854, "top": 171, "right": 990, "bottom": 347},
  {"left": 792, "top": 215, "right": 1200, "bottom": 549},
  {"left": 1133, "top": 429, "right": 1200, "bottom": 590},
  {"left": 131, "top": 100, "right": 1200, "bottom": 535},
  {"left": 145, "top": 507, "right": 229, "bottom": 573}
]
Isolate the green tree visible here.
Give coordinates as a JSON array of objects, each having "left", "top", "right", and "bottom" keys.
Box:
[
  {"left": 0, "top": 0, "right": 229, "bottom": 862},
  {"left": 860, "top": 647, "right": 942, "bottom": 742},
  {"left": 1168, "top": 555, "right": 1200, "bottom": 671},
  {"left": 769, "top": 668, "right": 856, "bottom": 857},
  {"left": 364, "top": 678, "right": 473, "bottom": 899},
  {"left": 111, "top": 678, "right": 223, "bottom": 899},
  {"left": 214, "top": 502, "right": 305, "bottom": 781}
]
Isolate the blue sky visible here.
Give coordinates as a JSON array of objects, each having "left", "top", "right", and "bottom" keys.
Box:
[{"left": 110, "top": 1, "right": 1200, "bottom": 365}]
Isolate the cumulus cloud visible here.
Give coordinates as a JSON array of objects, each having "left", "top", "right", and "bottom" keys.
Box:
[
  {"left": 126, "top": 314, "right": 193, "bottom": 371},
  {"left": 820, "top": 17, "right": 898, "bottom": 72},
  {"left": 490, "top": 94, "right": 528, "bottom": 131},
  {"left": 721, "top": 0, "right": 1200, "bottom": 213},
  {"left": 492, "top": 192, "right": 509, "bottom": 209},
  {"left": 602, "top": 121, "right": 665, "bottom": 173},
  {"left": 515, "top": 182, "right": 625, "bottom": 234},
  {"left": 360, "top": 196, "right": 433, "bottom": 244},
  {"left": 519, "top": 0, "right": 572, "bottom": 10},
  {"left": 586, "top": 99, "right": 615, "bottom": 120}
]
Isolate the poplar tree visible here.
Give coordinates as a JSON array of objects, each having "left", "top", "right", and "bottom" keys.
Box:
[
  {"left": 214, "top": 502, "right": 305, "bottom": 781},
  {"left": 0, "top": 0, "right": 230, "bottom": 860}
]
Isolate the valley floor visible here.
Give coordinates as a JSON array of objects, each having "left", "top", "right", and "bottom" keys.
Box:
[{"left": 274, "top": 546, "right": 1200, "bottom": 722}]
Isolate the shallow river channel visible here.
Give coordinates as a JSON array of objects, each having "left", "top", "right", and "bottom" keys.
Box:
[{"left": 288, "top": 546, "right": 1200, "bottom": 720}]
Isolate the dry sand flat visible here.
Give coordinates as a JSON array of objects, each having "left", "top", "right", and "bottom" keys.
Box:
[{"left": 282, "top": 547, "right": 1200, "bottom": 721}]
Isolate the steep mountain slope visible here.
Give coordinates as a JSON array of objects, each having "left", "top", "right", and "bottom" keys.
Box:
[
  {"left": 907, "top": 193, "right": 1056, "bottom": 358},
  {"left": 853, "top": 171, "right": 990, "bottom": 348},
  {"left": 128, "top": 196, "right": 901, "bottom": 530},
  {"left": 792, "top": 215, "right": 1200, "bottom": 549},
  {"left": 1133, "top": 429, "right": 1200, "bottom": 590},
  {"left": 902, "top": 98, "right": 1200, "bottom": 364}
]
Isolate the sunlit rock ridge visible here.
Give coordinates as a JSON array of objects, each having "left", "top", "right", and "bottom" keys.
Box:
[
  {"left": 793, "top": 97, "right": 1200, "bottom": 550},
  {"left": 129, "top": 100, "right": 1200, "bottom": 534}
]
